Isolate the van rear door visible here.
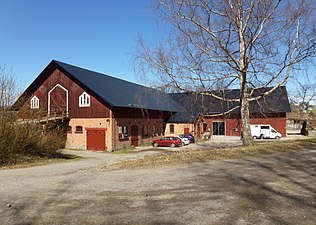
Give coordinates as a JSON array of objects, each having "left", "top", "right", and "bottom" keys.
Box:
[{"left": 260, "top": 125, "right": 271, "bottom": 138}]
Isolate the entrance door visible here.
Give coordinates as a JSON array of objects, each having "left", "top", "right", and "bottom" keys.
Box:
[
  {"left": 184, "top": 128, "right": 190, "bottom": 134},
  {"left": 86, "top": 129, "right": 106, "bottom": 150},
  {"left": 212, "top": 122, "right": 225, "bottom": 135},
  {"left": 131, "top": 125, "right": 139, "bottom": 147}
]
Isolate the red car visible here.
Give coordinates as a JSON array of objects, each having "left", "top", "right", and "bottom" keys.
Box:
[{"left": 152, "top": 136, "right": 182, "bottom": 147}]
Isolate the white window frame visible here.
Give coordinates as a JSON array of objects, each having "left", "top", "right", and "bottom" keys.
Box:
[
  {"left": 118, "top": 125, "right": 128, "bottom": 139},
  {"left": 212, "top": 121, "right": 226, "bottom": 136},
  {"left": 79, "top": 92, "right": 90, "bottom": 107},
  {"left": 30, "top": 96, "right": 39, "bottom": 109},
  {"left": 47, "top": 84, "right": 69, "bottom": 116}
]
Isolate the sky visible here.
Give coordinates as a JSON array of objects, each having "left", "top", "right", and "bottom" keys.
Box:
[
  {"left": 0, "top": 0, "right": 157, "bottom": 88},
  {"left": 0, "top": 0, "right": 315, "bottom": 98}
]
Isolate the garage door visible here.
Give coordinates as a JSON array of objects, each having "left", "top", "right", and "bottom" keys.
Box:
[{"left": 86, "top": 129, "right": 106, "bottom": 150}]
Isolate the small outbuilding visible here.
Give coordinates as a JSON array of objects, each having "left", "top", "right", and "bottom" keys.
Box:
[{"left": 165, "top": 87, "right": 291, "bottom": 138}]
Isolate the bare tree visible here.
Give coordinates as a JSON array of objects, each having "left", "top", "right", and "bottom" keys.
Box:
[
  {"left": 0, "top": 65, "right": 21, "bottom": 110},
  {"left": 135, "top": 0, "right": 316, "bottom": 145},
  {"left": 295, "top": 80, "right": 316, "bottom": 113},
  {"left": 291, "top": 78, "right": 316, "bottom": 135}
]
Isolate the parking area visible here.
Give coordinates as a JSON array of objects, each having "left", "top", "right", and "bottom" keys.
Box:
[{"left": 135, "top": 135, "right": 309, "bottom": 152}]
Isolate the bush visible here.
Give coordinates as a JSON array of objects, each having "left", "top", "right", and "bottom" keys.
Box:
[{"left": 0, "top": 111, "right": 66, "bottom": 165}]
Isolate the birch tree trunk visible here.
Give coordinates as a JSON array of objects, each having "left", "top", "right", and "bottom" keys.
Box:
[
  {"left": 237, "top": 1, "right": 254, "bottom": 145},
  {"left": 240, "top": 90, "right": 254, "bottom": 145}
]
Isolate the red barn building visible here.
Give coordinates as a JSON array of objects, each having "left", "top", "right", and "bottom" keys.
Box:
[
  {"left": 165, "top": 87, "right": 291, "bottom": 138},
  {"left": 16, "top": 60, "right": 183, "bottom": 151}
]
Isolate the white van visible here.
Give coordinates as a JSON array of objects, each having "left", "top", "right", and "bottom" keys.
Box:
[{"left": 250, "top": 125, "right": 282, "bottom": 139}]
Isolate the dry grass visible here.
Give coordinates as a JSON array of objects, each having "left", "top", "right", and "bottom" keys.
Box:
[
  {"left": 0, "top": 153, "right": 82, "bottom": 170},
  {"left": 104, "top": 138, "right": 316, "bottom": 171}
]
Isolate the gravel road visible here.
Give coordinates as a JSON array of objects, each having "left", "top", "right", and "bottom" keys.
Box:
[{"left": 0, "top": 148, "right": 315, "bottom": 225}]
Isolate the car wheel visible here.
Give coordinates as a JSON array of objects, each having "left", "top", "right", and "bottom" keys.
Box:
[
  {"left": 153, "top": 143, "right": 159, "bottom": 147},
  {"left": 253, "top": 136, "right": 257, "bottom": 139},
  {"left": 170, "top": 143, "right": 175, "bottom": 148},
  {"left": 275, "top": 136, "right": 280, "bottom": 139}
]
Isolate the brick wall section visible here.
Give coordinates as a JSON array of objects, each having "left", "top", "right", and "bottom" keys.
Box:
[
  {"left": 66, "top": 117, "right": 169, "bottom": 151},
  {"left": 66, "top": 118, "right": 113, "bottom": 150},
  {"left": 114, "top": 117, "right": 166, "bottom": 149},
  {"left": 165, "top": 123, "right": 195, "bottom": 136}
]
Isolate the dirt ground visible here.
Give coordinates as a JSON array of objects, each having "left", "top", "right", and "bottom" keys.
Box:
[{"left": 0, "top": 147, "right": 315, "bottom": 225}]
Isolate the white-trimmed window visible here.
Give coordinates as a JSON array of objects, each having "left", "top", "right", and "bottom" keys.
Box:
[
  {"left": 118, "top": 125, "right": 128, "bottom": 139},
  {"left": 79, "top": 92, "right": 90, "bottom": 107},
  {"left": 30, "top": 96, "right": 39, "bottom": 109}
]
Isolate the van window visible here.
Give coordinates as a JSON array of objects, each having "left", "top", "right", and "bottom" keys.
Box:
[
  {"left": 261, "top": 126, "right": 270, "bottom": 129},
  {"left": 271, "top": 129, "right": 277, "bottom": 133}
]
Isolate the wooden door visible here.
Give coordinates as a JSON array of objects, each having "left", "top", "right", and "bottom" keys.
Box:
[
  {"left": 49, "top": 85, "right": 67, "bottom": 116},
  {"left": 131, "top": 125, "right": 139, "bottom": 147},
  {"left": 86, "top": 129, "right": 106, "bottom": 150},
  {"left": 184, "top": 128, "right": 190, "bottom": 134}
]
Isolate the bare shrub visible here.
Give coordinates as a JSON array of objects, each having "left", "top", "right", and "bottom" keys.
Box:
[
  {"left": 0, "top": 114, "right": 67, "bottom": 165},
  {"left": 0, "top": 111, "right": 67, "bottom": 165}
]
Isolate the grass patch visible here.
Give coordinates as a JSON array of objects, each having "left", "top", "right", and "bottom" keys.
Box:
[
  {"left": 0, "top": 153, "right": 82, "bottom": 170},
  {"left": 138, "top": 142, "right": 153, "bottom": 147},
  {"left": 104, "top": 137, "right": 316, "bottom": 171},
  {"left": 113, "top": 142, "right": 153, "bottom": 154},
  {"left": 112, "top": 146, "right": 135, "bottom": 154}
]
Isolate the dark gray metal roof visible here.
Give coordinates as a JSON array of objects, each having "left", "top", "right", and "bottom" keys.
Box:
[
  {"left": 19, "top": 60, "right": 184, "bottom": 112},
  {"left": 14, "top": 60, "right": 291, "bottom": 118},
  {"left": 54, "top": 60, "right": 184, "bottom": 111},
  {"left": 167, "top": 112, "right": 199, "bottom": 123},
  {"left": 168, "top": 86, "right": 291, "bottom": 123}
]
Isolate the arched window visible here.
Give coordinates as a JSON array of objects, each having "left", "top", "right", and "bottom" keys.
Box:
[
  {"left": 79, "top": 92, "right": 90, "bottom": 107},
  {"left": 30, "top": 96, "right": 39, "bottom": 109}
]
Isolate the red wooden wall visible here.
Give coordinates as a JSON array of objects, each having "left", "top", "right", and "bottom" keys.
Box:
[
  {"left": 204, "top": 113, "right": 287, "bottom": 137},
  {"left": 20, "top": 69, "right": 111, "bottom": 118},
  {"left": 113, "top": 107, "right": 171, "bottom": 119}
]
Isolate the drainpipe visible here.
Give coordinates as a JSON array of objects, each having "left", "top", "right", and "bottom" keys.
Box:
[{"left": 110, "top": 108, "right": 115, "bottom": 151}]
